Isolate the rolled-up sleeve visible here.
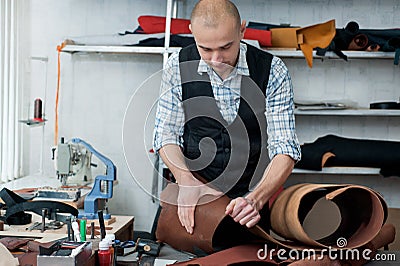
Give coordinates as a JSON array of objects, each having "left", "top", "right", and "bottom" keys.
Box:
[
  {"left": 265, "top": 56, "right": 301, "bottom": 162},
  {"left": 153, "top": 53, "right": 185, "bottom": 152}
]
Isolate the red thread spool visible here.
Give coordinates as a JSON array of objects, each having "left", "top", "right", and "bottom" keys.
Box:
[{"left": 33, "top": 98, "right": 43, "bottom": 121}]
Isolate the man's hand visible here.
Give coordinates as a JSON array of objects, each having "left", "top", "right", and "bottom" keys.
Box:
[
  {"left": 225, "top": 197, "right": 260, "bottom": 228},
  {"left": 177, "top": 173, "right": 223, "bottom": 234}
]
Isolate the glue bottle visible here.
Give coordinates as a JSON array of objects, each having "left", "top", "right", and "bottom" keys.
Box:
[
  {"left": 104, "top": 234, "right": 116, "bottom": 266},
  {"left": 98, "top": 240, "right": 112, "bottom": 266}
]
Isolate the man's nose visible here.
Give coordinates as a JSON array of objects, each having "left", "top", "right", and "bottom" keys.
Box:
[{"left": 211, "top": 51, "right": 222, "bottom": 62}]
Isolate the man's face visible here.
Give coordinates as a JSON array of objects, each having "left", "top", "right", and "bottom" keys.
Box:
[{"left": 190, "top": 18, "right": 245, "bottom": 78}]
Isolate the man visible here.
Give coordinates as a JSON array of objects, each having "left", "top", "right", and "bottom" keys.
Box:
[{"left": 153, "top": 0, "right": 300, "bottom": 235}]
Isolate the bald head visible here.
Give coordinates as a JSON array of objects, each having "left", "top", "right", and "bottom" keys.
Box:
[{"left": 190, "top": 0, "right": 241, "bottom": 31}]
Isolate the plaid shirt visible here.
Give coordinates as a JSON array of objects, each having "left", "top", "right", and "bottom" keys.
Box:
[{"left": 153, "top": 43, "right": 301, "bottom": 161}]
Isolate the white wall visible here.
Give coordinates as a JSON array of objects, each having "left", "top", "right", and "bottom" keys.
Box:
[
  {"left": 20, "top": 0, "right": 400, "bottom": 231},
  {"left": 23, "top": 0, "right": 170, "bottom": 231}
]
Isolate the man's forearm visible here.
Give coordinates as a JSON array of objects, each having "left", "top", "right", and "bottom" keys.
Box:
[
  {"left": 247, "top": 154, "right": 295, "bottom": 211},
  {"left": 158, "top": 144, "right": 192, "bottom": 184}
]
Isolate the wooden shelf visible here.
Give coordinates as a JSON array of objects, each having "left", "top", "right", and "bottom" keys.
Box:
[
  {"left": 61, "top": 45, "right": 397, "bottom": 60},
  {"left": 292, "top": 167, "right": 381, "bottom": 175},
  {"left": 294, "top": 109, "right": 400, "bottom": 116}
]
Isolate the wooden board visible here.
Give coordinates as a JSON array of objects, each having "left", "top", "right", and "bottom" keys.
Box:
[{"left": 86, "top": 216, "right": 116, "bottom": 226}]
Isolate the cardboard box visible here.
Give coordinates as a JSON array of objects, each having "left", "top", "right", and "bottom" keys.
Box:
[{"left": 37, "top": 242, "right": 92, "bottom": 266}]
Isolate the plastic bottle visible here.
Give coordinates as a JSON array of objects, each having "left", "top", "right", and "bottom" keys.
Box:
[
  {"left": 80, "top": 219, "right": 87, "bottom": 241},
  {"left": 104, "top": 234, "right": 116, "bottom": 266},
  {"left": 98, "top": 240, "right": 112, "bottom": 266}
]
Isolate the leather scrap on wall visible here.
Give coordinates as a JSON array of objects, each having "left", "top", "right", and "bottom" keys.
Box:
[{"left": 156, "top": 182, "right": 393, "bottom": 264}]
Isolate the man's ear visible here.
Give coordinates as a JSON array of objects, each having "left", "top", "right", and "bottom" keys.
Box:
[
  {"left": 189, "top": 24, "right": 193, "bottom": 33},
  {"left": 240, "top": 20, "right": 246, "bottom": 39}
]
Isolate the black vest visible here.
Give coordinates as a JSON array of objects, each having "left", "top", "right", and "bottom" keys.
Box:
[{"left": 179, "top": 43, "right": 272, "bottom": 198}]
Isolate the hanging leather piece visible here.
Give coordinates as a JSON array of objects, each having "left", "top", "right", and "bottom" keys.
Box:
[
  {"left": 297, "top": 19, "right": 336, "bottom": 68},
  {"left": 156, "top": 182, "right": 391, "bottom": 256},
  {"left": 270, "top": 20, "right": 335, "bottom": 68}
]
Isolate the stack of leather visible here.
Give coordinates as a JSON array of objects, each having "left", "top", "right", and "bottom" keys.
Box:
[{"left": 0, "top": 238, "right": 59, "bottom": 266}]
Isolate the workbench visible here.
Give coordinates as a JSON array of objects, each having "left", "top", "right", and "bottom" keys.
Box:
[
  {"left": 0, "top": 214, "right": 134, "bottom": 266},
  {"left": 0, "top": 213, "right": 134, "bottom": 243}
]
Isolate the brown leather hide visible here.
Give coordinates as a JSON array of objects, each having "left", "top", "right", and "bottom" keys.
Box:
[
  {"left": 156, "top": 183, "right": 261, "bottom": 254},
  {"left": 156, "top": 183, "right": 389, "bottom": 255}
]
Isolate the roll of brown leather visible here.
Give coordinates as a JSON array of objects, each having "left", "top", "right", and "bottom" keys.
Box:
[
  {"left": 348, "top": 34, "right": 369, "bottom": 50},
  {"left": 156, "top": 182, "right": 389, "bottom": 255},
  {"left": 268, "top": 183, "right": 387, "bottom": 250}
]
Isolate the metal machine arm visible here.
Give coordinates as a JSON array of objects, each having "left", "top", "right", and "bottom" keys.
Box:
[{"left": 71, "top": 138, "right": 116, "bottom": 219}]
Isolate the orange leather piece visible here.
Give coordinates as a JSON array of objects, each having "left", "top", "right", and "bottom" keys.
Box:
[
  {"left": 297, "top": 19, "right": 336, "bottom": 67},
  {"left": 270, "top": 28, "right": 301, "bottom": 48},
  {"left": 270, "top": 20, "right": 336, "bottom": 68}
]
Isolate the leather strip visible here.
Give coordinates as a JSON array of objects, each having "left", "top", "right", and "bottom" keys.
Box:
[{"left": 0, "top": 188, "right": 78, "bottom": 225}]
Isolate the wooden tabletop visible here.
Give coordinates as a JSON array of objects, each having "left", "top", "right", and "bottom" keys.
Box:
[{"left": 0, "top": 213, "right": 134, "bottom": 243}]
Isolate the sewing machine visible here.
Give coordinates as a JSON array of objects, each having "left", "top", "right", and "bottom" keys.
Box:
[
  {"left": 54, "top": 137, "right": 92, "bottom": 186},
  {"left": 53, "top": 138, "right": 117, "bottom": 219}
]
